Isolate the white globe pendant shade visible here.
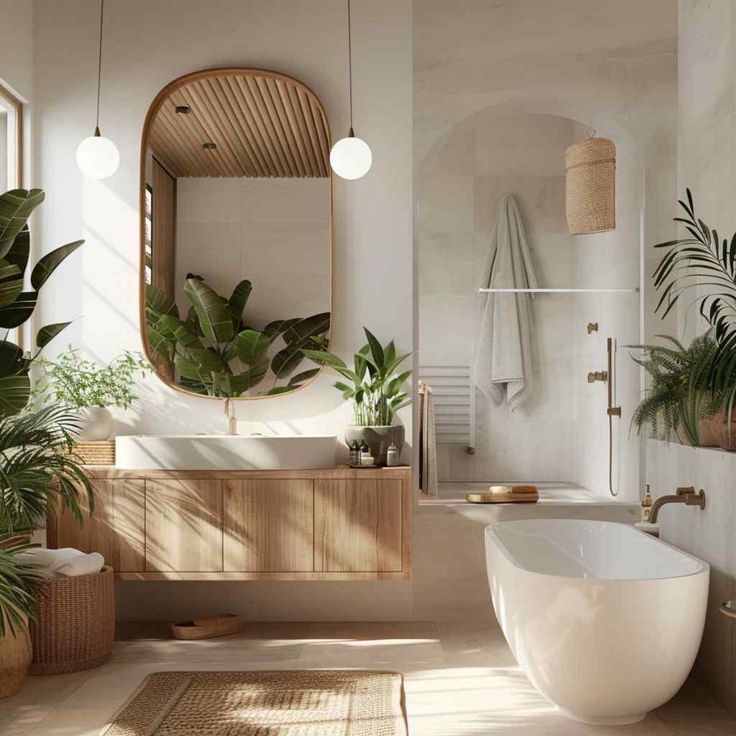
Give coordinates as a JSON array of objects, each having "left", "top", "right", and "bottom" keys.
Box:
[
  {"left": 329, "top": 134, "right": 372, "bottom": 180},
  {"left": 76, "top": 133, "right": 120, "bottom": 179}
]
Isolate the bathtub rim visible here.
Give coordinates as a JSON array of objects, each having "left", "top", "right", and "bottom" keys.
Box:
[{"left": 485, "top": 518, "right": 709, "bottom": 582}]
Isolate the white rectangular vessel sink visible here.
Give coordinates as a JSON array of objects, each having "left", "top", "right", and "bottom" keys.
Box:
[{"left": 115, "top": 434, "right": 337, "bottom": 470}]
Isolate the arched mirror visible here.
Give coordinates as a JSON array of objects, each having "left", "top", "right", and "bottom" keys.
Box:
[{"left": 140, "top": 68, "right": 331, "bottom": 399}]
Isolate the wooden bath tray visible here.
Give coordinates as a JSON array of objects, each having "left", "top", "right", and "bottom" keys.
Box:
[{"left": 465, "top": 492, "right": 538, "bottom": 504}]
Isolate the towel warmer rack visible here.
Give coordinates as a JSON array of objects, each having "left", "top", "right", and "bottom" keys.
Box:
[{"left": 418, "top": 365, "right": 476, "bottom": 453}]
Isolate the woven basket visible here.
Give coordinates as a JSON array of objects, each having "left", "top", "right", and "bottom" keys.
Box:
[
  {"left": 29, "top": 566, "right": 115, "bottom": 675},
  {"left": 565, "top": 137, "right": 616, "bottom": 235},
  {"left": 67, "top": 441, "right": 115, "bottom": 465}
]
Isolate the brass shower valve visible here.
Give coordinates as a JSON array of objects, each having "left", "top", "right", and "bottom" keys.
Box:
[{"left": 587, "top": 370, "right": 608, "bottom": 383}]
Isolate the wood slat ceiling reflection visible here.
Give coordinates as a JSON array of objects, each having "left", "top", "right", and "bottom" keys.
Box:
[{"left": 149, "top": 74, "right": 330, "bottom": 178}]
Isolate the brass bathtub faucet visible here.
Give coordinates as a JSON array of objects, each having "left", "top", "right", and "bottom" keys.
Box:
[{"left": 648, "top": 487, "right": 706, "bottom": 524}]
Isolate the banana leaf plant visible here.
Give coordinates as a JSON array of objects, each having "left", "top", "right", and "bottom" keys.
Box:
[
  {"left": 145, "top": 275, "right": 329, "bottom": 397},
  {"left": 303, "top": 328, "right": 412, "bottom": 426},
  {"left": 653, "top": 189, "right": 736, "bottom": 416},
  {"left": 0, "top": 189, "right": 83, "bottom": 417}
]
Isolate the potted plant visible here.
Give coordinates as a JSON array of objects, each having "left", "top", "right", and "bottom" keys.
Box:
[
  {"left": 652, "top": 189, "right": 736, "bottom": 448},
  {"left": 32, "top": 350, "right": 150, "bottom": 440},
  {"left": 304, "top": 329, "right": 411, "bottom": 465},
  {"left": 0, "top": 538, "right": 41, "bottom": 697},
  {"left": 145, "top": 277, "right": 329, "bottom": 397},
  {"left": 627, "top": 331, "right": 721, "bottom": 446},
  {"left": 0, "top": 406, "right": 93, "bottom": 696},
  {"left": 0, "top": 188, "right": 85, "bottom": 418}
]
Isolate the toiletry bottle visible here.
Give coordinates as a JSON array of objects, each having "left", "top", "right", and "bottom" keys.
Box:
[
  {"left": 386, "top": 443, "right": 399, "bottom": 467},
  {"left": 641, "top": 484, "right": 653, "bottom": 522},
  {"left": 360, "top": 441, "right": 373, "bottom": 465},
  {"left": 349, "top": 440, "right": 360, "bottom": 466}
]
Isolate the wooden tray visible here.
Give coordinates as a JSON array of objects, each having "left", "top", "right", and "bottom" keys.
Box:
[
  {"left": 465, "top": 492, "right": 539, "bottom": 504},
  {"left": 171, "top": 614, "right": 242, "bottom": 640}
]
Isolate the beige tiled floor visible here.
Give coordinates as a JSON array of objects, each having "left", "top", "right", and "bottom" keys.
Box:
[{"left": 2, "top": 620, "right": 735, "bottom": 735}]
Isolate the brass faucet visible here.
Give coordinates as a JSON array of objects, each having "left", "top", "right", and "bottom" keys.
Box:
[
  {"left": 648, "top": 486, "right": 706, "bottom": 524},
  {"left": 224, "top": 398, "right": 238, "bottom": 435}
]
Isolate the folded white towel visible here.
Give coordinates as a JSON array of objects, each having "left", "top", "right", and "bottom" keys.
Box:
[{"left": 18, "top": 547, "right": 105, "bottom": 577}]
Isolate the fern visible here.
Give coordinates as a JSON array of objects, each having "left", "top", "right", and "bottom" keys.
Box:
[{"left": 627, "top": 331, "right": 720, "bottom": 443}]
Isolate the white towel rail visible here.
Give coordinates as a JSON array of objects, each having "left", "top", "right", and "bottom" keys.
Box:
[{"left": 419, "top": 365, "right": 475, "bottom": 452}]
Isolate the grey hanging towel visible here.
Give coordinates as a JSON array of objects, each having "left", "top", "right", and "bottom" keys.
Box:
[{"left": 472, "top": 194, "right": 537, "bottom": 412}]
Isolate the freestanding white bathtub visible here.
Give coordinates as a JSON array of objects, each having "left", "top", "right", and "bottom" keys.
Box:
[{"left": 485, "top": 519, "right": 709, "bottom": 725}]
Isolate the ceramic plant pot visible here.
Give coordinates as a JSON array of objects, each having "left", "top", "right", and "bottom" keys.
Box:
[
  {"left": 0, "top": 620, "right": 32, "bottom": 698},
  {"left": 708, "top": 409, "right": 736, "bottom": 451},
  {"left": 676, "top": 417, "right": 720, "bottom": 448},
  {"left": 345, "top": 425, "right": 405, "bottom": 466},
  {"left": 77, "top": 407, "right": 113, "bottom": 441}
]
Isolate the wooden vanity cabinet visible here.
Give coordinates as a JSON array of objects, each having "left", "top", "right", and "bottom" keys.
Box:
[{"left": 49, "top": 467, "right": 412, "bottom": 581}]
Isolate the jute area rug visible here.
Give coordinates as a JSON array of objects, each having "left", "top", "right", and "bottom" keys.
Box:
[{"left": 100, "top": 670, "right": 408, "bottom": 736}]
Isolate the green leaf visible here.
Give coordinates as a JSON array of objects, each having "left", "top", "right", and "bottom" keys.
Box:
[
  {"left": 36, "top": 322, "right": 71, "bottom": 349},
  {"left": 288, "top": 368, "right": 320, "bottom": 386},
  {"left": 4, "top": 229, "right": 30, "bottom": 277},
  {"left": 228, "top": 279, "right": 252, "bottom": 324},
  {"left": 283, "top": 312, "right": 330, "bottom": 345},
  {"left": 0, "top": 375, "right": 31, "bottom": 417},
  {"left": 184, "top": 277, "right": 234, "bottom": 343},
  {"left": 364, "top": 328, "right": 385, "bottom": 370},
  {"left": 0, "top": 266, "right": 23, "bottom": 308},
  {"left": 264, "top": 318, "right": 300, "bottom": 337},
  {"left": 0, "top": 292, "right": 36, "bottom": 329},
  {"left": 265, "top": 386, "right": 297, "bottom": 396},
  {"left": 30, "top": 240, "right": 84, "bottom": 290},
  {"left": 146, "top": 284, "right": 179, "bottom": 318},
  {"left": 0, "top": 341, "right": 24, "bottom": 374},
  {"left": 302, "top": 348, "right": 347, "bottom": 370},
  {"left": 0, "top": 189, "right": 45, "bottom": 260},
  {"left": 234, "top": 329, "right": 273, "bottom": 364}
]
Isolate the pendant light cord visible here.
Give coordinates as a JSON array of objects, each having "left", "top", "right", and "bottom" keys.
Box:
[
  {"left": 347, "top": 0, "right": 354, "bottom": 136},
  {"left": 95, "top": 0, "right": 105, "bottom": 136}
]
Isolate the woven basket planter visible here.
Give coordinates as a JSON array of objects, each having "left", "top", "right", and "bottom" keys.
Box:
[
  {"left": 565, "top": 137, "right": 616, "bottom": 235},
  {"left": 29, "top": 566, "right": 115, "bottom": 675},
  {"left": 64, "top": 440, "right": 115, "bottom": 465}
]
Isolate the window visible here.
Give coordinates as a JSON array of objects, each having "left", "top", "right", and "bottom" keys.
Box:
[
  {"left": 144, "top": 184, "right": 153, "bottom": 285},
  {"left": 0, "top": 81, "right": 22, "bottom": 190}
]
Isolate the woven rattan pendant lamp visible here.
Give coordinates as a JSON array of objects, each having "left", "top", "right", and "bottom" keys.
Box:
[{"left": 565, "top": 136, "right": 616, "bottom": 234}]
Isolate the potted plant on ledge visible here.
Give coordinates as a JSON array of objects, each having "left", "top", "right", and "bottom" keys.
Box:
[
  {"left": 32, "top": 350, "right": 150, "bottom": 441},
  {"left": 304, "top": 329, "right": 412, "bottom": 465}
]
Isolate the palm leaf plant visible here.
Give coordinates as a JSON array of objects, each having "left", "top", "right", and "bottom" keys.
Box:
[
  {"left": 653, "top": 189, "right": 736, "bottom": 420},
  {"left": 145, "top": 276, "right": 329, "bottom": 398},
  {"left": 0, "top": 405, "right": 94, "bottom": 536},
  {"left": 0, "top": 538, "right": 43, "bottom": 637},
  {"left": 0, "top": 406, "right": 93, "bottom": 639},
  {"left": 627, "top": 331, "right": 720, "bottom": 444},
  {"left": 303, "top": 328, "right": 412, "bottom": 426},
  {"left": 0, "top": 189, "right": 84, "bottom": 417}
]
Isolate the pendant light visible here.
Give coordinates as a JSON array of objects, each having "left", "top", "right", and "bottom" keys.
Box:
[
  {"left": 329, "top": 0, "right": 372, "bottom": 180},
  {"left": 76, "top": 0, "right": 119, "bottom": 179}
]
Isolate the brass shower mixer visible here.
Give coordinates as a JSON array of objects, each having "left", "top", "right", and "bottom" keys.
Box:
[{"left": 587, "top": 370, "right": 608, "bottom": 383}]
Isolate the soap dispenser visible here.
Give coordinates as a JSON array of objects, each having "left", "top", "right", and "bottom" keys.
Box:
[{"left": 641, "top": 484, "right": 653, "bottom": 522}]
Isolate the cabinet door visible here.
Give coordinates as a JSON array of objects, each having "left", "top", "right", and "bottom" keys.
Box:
[
  {"left": 314, "top": 478, "right": 402, "bottom": 572},
  {"left": 55, "top": 479, "right": 145, "bottom": 572},
  {"left": 223, "top": 479, "right": 313, "bottom": 572},
  {"left": 145, "top": 479, "right": 223, "bottom": 572}
]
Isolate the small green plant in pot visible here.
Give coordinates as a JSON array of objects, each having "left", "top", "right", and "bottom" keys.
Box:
[
  {"left": 627, "top": 331, "right": 721, "bottom": 446},
  {"left": 32, "top": 350, "right": 150, "bottom": 440},
  {"left": 304, "top": 329, "right": 412, "bottom": 465}
]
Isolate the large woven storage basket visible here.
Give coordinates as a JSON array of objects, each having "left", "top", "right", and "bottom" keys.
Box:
[
  {"left": 565, "top": 137, "right": 616, "bottom": 235},
  {"left": 29, "top": 566, "right": 115, "bottom": 675}
]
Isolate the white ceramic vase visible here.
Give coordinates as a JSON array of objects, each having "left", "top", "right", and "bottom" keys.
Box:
[{"left": 77, "top": 407, "right": 113, "bottom": 441}]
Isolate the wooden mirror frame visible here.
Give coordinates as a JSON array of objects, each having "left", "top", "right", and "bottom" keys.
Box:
[{"left": 139, "top": 67, "right": 332, "bottom": 401}]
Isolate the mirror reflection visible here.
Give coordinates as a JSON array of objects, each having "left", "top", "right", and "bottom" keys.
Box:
[{"left": 141, "top": 69, "right": 331, "bottom": 398}]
